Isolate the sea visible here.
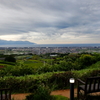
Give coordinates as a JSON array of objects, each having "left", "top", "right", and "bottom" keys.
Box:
[
  {"left": 0, "top": 44, "right": 100, "bottom": 47},
  {"left": 35, "top": 44, "right": 100, "bottom": 47}
]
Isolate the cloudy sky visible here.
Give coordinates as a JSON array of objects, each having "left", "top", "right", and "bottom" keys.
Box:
[{"left": 0, "top": 0, "right": 100, "bottom": 44}]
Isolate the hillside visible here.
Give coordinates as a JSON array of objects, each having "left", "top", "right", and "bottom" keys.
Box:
[{"left": 0, "top": 39, "right": 36, "bottom": 47}]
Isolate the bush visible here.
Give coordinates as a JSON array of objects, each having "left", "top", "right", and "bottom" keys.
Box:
[
  {"left": 77, "top": 70, "right": 100, "bottom": 81},
  {"left": 0, "top": 71, "right": 75, "bottom": 93},
  {"left": 26, "top": 85, "right": 53, "bottom": 100},
  {"left": 0, "top": 65, "right": 36, "bottom": 76},
  {"left": 49, "top": 71, "right": 75, "bottom": 89},
  {"left": 1, "top": 70, "right": 100, "bottom": 93},
  {"left": 89, "top": 70, "right": 100, "bottom": 77},
  {"left": 26, "top": 85, "right": 69, "bottom": 100}
]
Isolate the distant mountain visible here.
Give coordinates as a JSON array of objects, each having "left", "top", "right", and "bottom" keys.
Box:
[{"left": 0, "top": 40, "right": 36, "bottom": 47}]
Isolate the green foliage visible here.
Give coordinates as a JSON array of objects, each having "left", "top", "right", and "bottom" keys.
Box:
[
  {"left": 32, "top": 55, "right": 40, "bottom": 60},
  {"left": 64, "top": 53, "right": 80, "bottom": 62},
  {"left": 0, "top": 65, "right": 34, "bottom": 76},
  {"left": 0, "top": 60, "right": 16, "bottom": 65},
  {"left": 23, "top": 59, "right": 43, "bottom": 67},
  {"left": 49, "top": 71, "right": 75, "bottom": 89},
  {"left": 52, "top": 95, "right": 69, "bottom": 100},
  {"left": 59, "top": 60, "right": 74, "bottom": 71},
  {"left": 0, "top": 53, "right": 100, "bottom": 93},
  {"left": 78, "top": 54, "right": 96, "bottom": 69},
  {"left": 1, "top": 53, "right": 100, "bottom": 77},
  {"left": 0, "top": 71, "right": 75, "bottom": 93},
  {"left": 5, "top": 55, "right": 16, "bottom": 62},
  {"left": 72, "top": 61, "right": 100, "bottom": 82},
  {"left": 26, "top": 85, "right": 53, "bottom": 100},
  {"left": 37, "top": 64, "right": 52, "bottom": 73},
  {"left": 0, "top": 77, "right": 39, "bottom": 93},
  {"left": 0, "top": 69, "right": 100, "bottom": 93},
  {"left": 26, "top": 85, "right": 69, "bottom": 100},
  {"left": 89, "top": 70, "right": 100, "bottom": 77}
]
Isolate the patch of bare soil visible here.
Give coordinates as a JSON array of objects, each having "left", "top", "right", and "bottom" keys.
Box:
[
  {"left": 11, "top": 89, "right": 77, "bottom": 100},
  {"left": 11, "top": 93, "right": 31, "bottom": 100},
  {"left": 51, "top": 88, "right": 77, "bottom": 98}
]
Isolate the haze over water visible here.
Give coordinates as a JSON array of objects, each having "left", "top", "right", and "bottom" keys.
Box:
[{"left": 0, "top": 44, "right": 100, "bottom": 47}]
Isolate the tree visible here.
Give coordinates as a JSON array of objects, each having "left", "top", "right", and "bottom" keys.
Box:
[
  {"left": 79, "top": 54, "right": 95, "bottom": 68},
  {"left": 5, "top": 55, "right": 16, "bottom": 62},
  {"left": 59, "top": 60, "right": 74, "bottom": 71}
]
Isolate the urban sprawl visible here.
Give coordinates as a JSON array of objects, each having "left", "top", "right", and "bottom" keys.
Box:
[{"left": 0, "top": 46, "right": 100, "bottom": 55}]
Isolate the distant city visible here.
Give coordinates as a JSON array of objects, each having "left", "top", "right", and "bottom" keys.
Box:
[{"left": 0, "top": 43, "right": 100, "bottom": 55}]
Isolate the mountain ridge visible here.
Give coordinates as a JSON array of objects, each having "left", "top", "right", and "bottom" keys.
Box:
[{"left": 0, "top": 39, "right": 36, "bottom": 46}]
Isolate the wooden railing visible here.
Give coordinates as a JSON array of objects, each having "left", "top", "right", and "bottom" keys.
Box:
[
  {"left": 77, "top": 76, "right": 100, "bottom": 99},
  {"left": 0, "top": 88, "right": 11, "bottom": 100}
]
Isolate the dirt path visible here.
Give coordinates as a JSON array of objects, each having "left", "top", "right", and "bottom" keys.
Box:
[
  {"left": 11, "top": 89, "right": 77, "bottom": 100},
  {"left": 11, "top": 93, "right": 31, "bottom": 100},
  {"left": 51, "top": 88, "right": 77, "bottom": 98}
]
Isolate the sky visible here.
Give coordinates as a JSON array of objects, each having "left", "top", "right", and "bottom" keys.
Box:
[{"left": 0, "top": 0, "right": 100, "bottom": 44}]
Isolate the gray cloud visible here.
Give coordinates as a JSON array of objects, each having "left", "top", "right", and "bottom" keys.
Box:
[{"left": 0, "top": 0, "right": 100, "bottom": 44}]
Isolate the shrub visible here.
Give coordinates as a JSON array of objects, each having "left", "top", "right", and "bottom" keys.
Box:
[
  {"left": 89, "top": 70, "right": 100, "bottom": 77},
  {"left": 78, "top": 70, "right": 100, "bottom": 81},
  {"left": 0, "top": 71, "right": 75, "bottom": 93},
  {"left": 0, "top": 65, "right": 36, "bottom": 76},
  {"left": 26, "top": 85, "right": 53, "bottom": 100},
  {"left": 49, "top": 71, "right": 75, "bottom": 89}
]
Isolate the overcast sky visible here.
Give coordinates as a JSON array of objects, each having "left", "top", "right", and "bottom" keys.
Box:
[{"left": 0, "top": 0, "right": 100, "bottom": 44}]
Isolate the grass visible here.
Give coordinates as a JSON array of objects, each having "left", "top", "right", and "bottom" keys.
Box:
[
  {"left": 24, "top": 60, "right": 43, "bottom": 68},
  {"left": 0, "top": 60, "right": 15, "bottom": 66},
  {"left": 52, "top": 95, "right": 69, "bottom": 100}
]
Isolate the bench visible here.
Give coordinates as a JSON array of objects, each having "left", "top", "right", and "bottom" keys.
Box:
[
  {"left": 0, "top": 88, "right": 11, "bottom": 100},
  {"left": 77, "top": 76, "right": 100, "bottom": 99}
]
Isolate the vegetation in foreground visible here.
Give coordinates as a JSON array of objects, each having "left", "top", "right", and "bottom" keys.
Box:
[
  {"left": 25, "top": 84, "right": 69, "bottom": 100},
  {"left": 0, "top": 53, "right": 100, "bottom": 100}
]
